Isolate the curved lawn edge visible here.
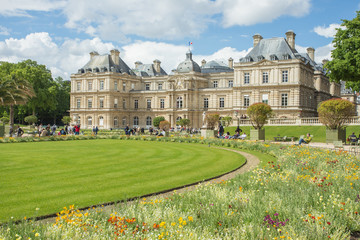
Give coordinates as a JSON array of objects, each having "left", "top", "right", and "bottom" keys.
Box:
[{"left": 32, "top": 147, "right": 260, "bottom": 224}]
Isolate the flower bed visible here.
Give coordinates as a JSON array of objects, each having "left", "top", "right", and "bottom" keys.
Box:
[{"left": 1, "top": 139, "right": 359, "bottom": 239}]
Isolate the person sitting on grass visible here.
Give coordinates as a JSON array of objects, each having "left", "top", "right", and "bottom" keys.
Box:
[
  {"left": 232, "top": 130, "right": 240, "bottom": 139},
  {"left": 239, "top": 132, "right": 247, "bottom": 140},
  {"left": 224, "top": 132, "right": 231, "bottom": 139},
  {"left": 299, "top": 133, "right": 312, "bottom": 145}
]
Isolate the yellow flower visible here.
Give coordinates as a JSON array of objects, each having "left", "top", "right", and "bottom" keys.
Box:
[
  {"left": 171, "top": 222, "right": 176, "bottom": 226},
  {"left": 188, "top": 216, "right": 193, "bottom": 222},
  {"left": 35, "top": 233, "right": 40, "bottom": 237},
  {"left": 178, "top": 217, "right": 183, "bottom": 222}
]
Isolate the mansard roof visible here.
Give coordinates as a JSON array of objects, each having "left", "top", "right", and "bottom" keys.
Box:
[
  {"left": 240, "top": 37, "right": 297, "bottom": 63},
  {"left": 133, "top": 63, "right": 167, "bottom": 77},
  {"left": 79, "top": 54, "right": 134, "bottom": 75}
]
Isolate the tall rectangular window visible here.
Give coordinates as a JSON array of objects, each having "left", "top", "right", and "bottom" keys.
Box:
[
  {"left": 219, "top": 97, "right": 224, "bottom": 108},
  {"left": 158, "top": 83, "right": 163, "bottom": 90},
  {"left": 114, "top": 98, "right": 118, "bottom": 108},
  {"left": 244, "top": 73, "right": 250, "bottom": 84},
  {"left": 282, "top": 70, "right": 288, "bottom": 83},
  {"left": 134, "top": 99, "right": 138, "bottom": 109},
  {"left": 77, "top": 82, "right": 81, "bottom": 91},
  {"left": 114, "top": 81, "right": 118, "bottom": 90},
  {"left": 76, "top": 99, "right": 81, "bottom": 109},
  {"left": 88, "top": 99, "right": 92, "bottom": 109},
  {"left": 123, "top": 82, "right": 126, "bottom": 91},
  {"left": 262, "top": 94, "right": 268, "bottom": 104},
  {"left": 160, "top": 99, "right": 165, "bottom": 109},
  {"left": 145, "top": 83, "right": 150, "bottom": 90},
  {"left": 204, "top": 98, "right": 209, "bottom": 109},
  {"left": 147, "top": 99, "right": 151, "bottom": 109},
  {"left": 88, "top": 81, "right": 92, "bottom": 90},
  {"left": 262, "top": 72, "right": 269, "bottom": 83},
  {"left": 213, "top": 81, "right": 218, "bottom": 88},
  {"left": 228, "top": 80, "right": 233, "bottom": 87},
  {"left": 123, "top": 99, "right": 126, "bottom": 109},
  {"left": 131, "top": 83, "right": 134, "bottom": 90},
  {"left": 99, "top": 80, "right": 104, "bottom": 90},
  {"left": 99, "top": 98, "right": 104, "bottom": 108},
  {"left": 243, "top": 95, "right": 250, "bottom": 107},
  {"left": 281, "top": 93, "right": 288, "bottom": 106}
]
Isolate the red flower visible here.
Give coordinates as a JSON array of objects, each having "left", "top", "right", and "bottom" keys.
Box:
[{"left": 327, "top": 222, "right": 331, "bottom": 225}]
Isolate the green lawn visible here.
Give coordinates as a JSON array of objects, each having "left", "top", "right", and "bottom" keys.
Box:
[
  {"left": 0, "top": 139, "right": 246, "bottom": 222},
  {"left": 226, "top": 125, "right": 360, "bottom": 142}
]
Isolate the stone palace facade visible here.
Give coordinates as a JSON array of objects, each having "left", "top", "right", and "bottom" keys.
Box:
[{"left": 70, "top": 31, "right": 341, "bottom": 129}]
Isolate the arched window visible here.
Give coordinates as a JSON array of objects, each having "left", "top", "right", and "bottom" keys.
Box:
[
  {"left": 176, "top": 97, "right": 183, "bottom": 108},
  {"left": 176, "top": 116, "right": 182, "bottom": 126},
  {"left": 87, "top": 116, "right": 92, "bottom": 126},
  {"left": 99, "top": 116, "right": 104, "bottom": 126},
  {"left": 146, "top": 116, "right": 152, "bottom": 126},
  {"left": 77, "top": 116, "right": 81, "bottom": 125},
  {"left": 114, "top": 117, "right": 118, "bottom": 127},
  {"left": 133, "top": 116, "right": 139, "bottom": 126},
  {"left": 122, "top": 117, "right": 126, "bottom": 126}
]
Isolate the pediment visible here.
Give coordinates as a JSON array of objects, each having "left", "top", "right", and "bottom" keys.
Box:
[{"left": 253, "top": 59, "right": 274, "bottom": 66}]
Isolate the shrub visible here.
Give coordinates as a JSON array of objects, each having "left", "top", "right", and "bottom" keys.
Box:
[
  {"left": 176, "top": 118, "right": 190, "bottom": 127},
  {"left": 205, "top": 113, "right": 220, "bottom": 130},
  {"left": 61, "top": 116, "right": 71, "bottom": 125},
  {"left": 153, "top": 116, "right": 165, "bottom": 128},
  {"left": 318, "top": 98, "right": 354, "bottom": 129},
  {"left": 24, "top": 115, "right": 38, "bottom": 125},
  {"left": 159, "top": 120, "right": 170, "bottom": 131},
  {"left": 246, "top": 103, "right": 273, "bottom": 129},
  {"left": 220, "top": 116, "right": 233, "bottom": 127}
]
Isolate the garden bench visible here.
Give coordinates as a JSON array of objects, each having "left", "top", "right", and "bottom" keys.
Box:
[{"left": 333, "top": 141, "right": 344, "bottom": 150}]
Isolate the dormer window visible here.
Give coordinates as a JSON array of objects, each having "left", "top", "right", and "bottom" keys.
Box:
[
  {"left": 257, "top": 55, "right": 264, "bottom": 61},
  {"left": 245, "top": 57, "right": 253, "bottom": 62},
  {"left": 283, "top": 54, "right": 290, "bottom": 60},
  {"left": 270, "top": 55, "right": 277, "bottom": 61}
]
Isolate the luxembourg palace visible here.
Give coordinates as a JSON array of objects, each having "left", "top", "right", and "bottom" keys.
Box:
[{"left": 70, "top": 31, "right": 341, "bottom": 129}]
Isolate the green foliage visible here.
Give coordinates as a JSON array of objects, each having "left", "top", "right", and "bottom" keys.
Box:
[
  {"left": 24, "top": 115, "right": 38, "bottom": 125},
  {"left": 221, "top": 116, "right": 233, "bottom": 127},
  {"left": 176, "top": 118, "right": 190, "bottom": 127},
  {"left": 153, "top": 116, "right": 165, "bottom": 128},
  {"left": 61, "top": 116, "right": 71, "bottom": 125},
  {"left": 159, "top": 120, "right": 170, "bottom": 131},
  {"left": 0, "top": 111, "right": 9, "bottom": 124},
  {"left": 318, "top": 98, "right": 354, "bottom": 129},
  {"left": 205, "top": 113, "right": 220, "bottom": 130},
  {"left": 246, "top": 103, "right": 273, "bottom": 129},
  {"left": 325, "top": 11, "right": 360, "bottom": 90}
]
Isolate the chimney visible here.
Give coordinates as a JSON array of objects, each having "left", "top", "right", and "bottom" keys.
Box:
[
  {"left": 307, "top": 47, "right": 315, "bottom": 61},
  {"left": 153, "top": 59, "right": 161, "bottom": 73},
  {"left": 228, "top": 57, "right": 233, "bottom": 69},
  {"left": 253, "top": 34, "right": 263, "bottom": 47},
  {"left": 201, "top": 59, "right": 206, "bottom": 67},
  {"left": 322, "top": 59, "right": 329, "bottom": 65},
  {"left": 285, "top": 30, "right": 296, "bottom": 50},
  {"left": 110, "top": 49, "right": 120, "bottom": 65},
  {"left": 134, "top": 61, "right": 142, "bottom": 68},
  {"left": 90, "top": 51, "right": 99, "bottom": 59}
]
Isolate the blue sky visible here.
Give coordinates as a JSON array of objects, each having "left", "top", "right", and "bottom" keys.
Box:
[{"left": 0, "top": 0, "right": 358, "bottom": 79}]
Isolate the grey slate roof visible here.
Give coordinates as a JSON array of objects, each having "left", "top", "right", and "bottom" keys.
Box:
[
  {"left": 78, "top": 54, "right": 134, "bottom": 75},
  {"left": 176, "top": 51, "right": 201, "bottom": 73},
  {"left": 240, "top": 37, "right": 325, "bottom": 72},
  {"left": 133, "top": 63, "right": 167, "bottom": 77},
  {"left": 201, "top": 60, "right": 233, "bottom": 73},
  {"left": 240, "top": 37, "right": 297, "bottom": 63}
]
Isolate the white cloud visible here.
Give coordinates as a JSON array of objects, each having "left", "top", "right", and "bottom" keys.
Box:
[
  {"left": 0, "top": 0, "right": 66, "bottom": 16},
  {"left": 0, "top": 32, "right": 251, "bottom": 79},
  {"left": 0, "top": 32, "right": 115, "bottom": 79},
  {"left": 62, "top": 0, "right": 218, "bottom": 41},
  {"left": 0, "top": 26, "right": 10, "bottom": 35},
  {"left": 218, "top": 0, "right": 311, "bottom": 27},
  {"left": 313, "top": 23, "right": 345, "bottom": 38},
  {"left": 295, "top": 43, "right": 334, "bottom": 62}
]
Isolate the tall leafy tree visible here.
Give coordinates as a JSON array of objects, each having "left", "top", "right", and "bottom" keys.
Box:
[
  {"left": 325, "top": 11, "right": 360, "bottom": 90},
  {"left": 0, "top": 62, "right": 34, "bottom": 128}
]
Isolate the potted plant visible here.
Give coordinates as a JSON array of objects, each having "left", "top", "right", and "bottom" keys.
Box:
[
  {"left": 201, "top": 113, "right": 220, "bottom": 138},
  {"left": 318, "top": 98, "right": 354, "bottom": 143},
  {"left": 247, "top": 103, "right": 273, "bottom": 140}
]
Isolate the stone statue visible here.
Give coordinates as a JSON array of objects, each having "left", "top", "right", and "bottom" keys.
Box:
[{"left": 202, "top": 111, "right": 206, "bottom": 128}]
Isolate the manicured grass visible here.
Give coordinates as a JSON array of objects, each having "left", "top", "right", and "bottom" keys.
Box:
[
  {"left": 0, "top": 139, "right": 246, "bottom": 222},
  {"left": 226, "top": 125, "right": 360, "bottom": 142}
]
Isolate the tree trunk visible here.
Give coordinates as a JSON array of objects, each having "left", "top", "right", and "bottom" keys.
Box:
[{"left": 10, "top": 104, "right": 14, "bottom": 129}]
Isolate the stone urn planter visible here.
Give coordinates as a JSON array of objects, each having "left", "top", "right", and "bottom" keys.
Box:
[
  {"left": 250, "top": 128, "right": 265, "bottom": 141},
  {"left": 326, "top": 128, "right": 346, "bottom": 143},
  {"left": 201, "top": 128, "right": 217, "bottom": 138}
]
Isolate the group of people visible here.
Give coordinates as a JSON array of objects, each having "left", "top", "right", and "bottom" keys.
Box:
[
  {"left": 217, "top": 125, "right": 247, "bottom": 140},
  {"left": 36, "top": 124, "right": 82, "bottom": 137},
  {"left": 125, "top": 125, "right": 145, "bottom": 135}
]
